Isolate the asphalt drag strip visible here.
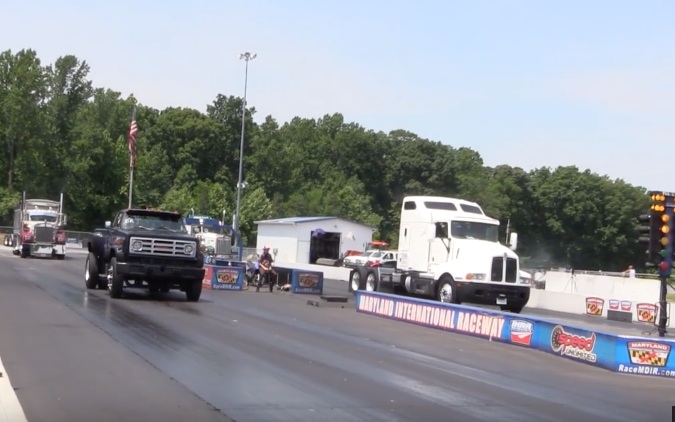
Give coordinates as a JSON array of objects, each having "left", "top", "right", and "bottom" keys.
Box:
[{"left": 0, "top": 251, "right": 672, "bottom": 422}]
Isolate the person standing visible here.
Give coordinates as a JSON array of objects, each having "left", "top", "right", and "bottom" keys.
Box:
[{"left": 623, "top": 265, "right": 636, "bottom": 278}]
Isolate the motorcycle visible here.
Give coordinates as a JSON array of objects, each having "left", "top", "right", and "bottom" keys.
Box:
[{"left": 245, "top": 260, "right": 261, "bottom": 288}]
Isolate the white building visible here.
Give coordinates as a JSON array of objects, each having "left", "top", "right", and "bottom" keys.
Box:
[{"left": 254, "top": 216, "right": 375, "bottom": 264}]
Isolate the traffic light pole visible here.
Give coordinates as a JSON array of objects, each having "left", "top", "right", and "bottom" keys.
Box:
[{"left": 658, "top": 277, "right": 668, "bottom": 337}]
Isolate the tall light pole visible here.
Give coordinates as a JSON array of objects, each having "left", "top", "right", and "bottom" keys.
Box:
[{"left": 234, "top": 51, "right": 256, "bottom": 252}]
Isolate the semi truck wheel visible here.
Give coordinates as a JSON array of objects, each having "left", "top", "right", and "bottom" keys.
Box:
[
  {"left": 107, "top": 257, "right": 124, "bottom": 299},
  {"left": 84, "top": 253, "right": 99, "bottom": 289},
  {"left": 349, "top": 268, "right": 364, "bottom": 293},
  {"left": 365, "top": 270, "right": 378, "bottom": 292},
  {"left": 436, "top": 276, "right": 459, "bottom": 304}
]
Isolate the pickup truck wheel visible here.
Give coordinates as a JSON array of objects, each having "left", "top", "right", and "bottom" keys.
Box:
[
  {"left": 185, "top": 279, "right": 202, "bottom": 302},
  {"left": 436, "top": 276, "right": 459, "bottom": 304},
  {"left": 85, "top": 253, "right": 99, "bottom": 289},
  {"left": 365, "top": 270, "right": 378, "bottom": 292},
  {"left": 107, "top": 257, "right": 124, "bottom": 299}
]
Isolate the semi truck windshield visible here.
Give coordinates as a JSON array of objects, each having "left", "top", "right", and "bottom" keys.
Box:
[
  {"left": 450, "top": 221, "right": 499, "bottom": 242},
  {"left": 29, "top": 214, "right": 57, "bottom": 223}
]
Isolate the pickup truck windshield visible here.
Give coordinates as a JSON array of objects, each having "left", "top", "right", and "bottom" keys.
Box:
[
  {"left": 450, "top": 221, "right": 499, "bottom": 242},
  {"left": 123, "top": 214, "right": 187, "bottom": 232}
]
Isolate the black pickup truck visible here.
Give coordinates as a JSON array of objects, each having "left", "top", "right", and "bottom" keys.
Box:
[{"left": 85, "top": 208, "right": 205, "bottom": 301}]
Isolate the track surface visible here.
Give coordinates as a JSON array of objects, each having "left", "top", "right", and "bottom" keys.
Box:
[{"left": 0, "top": 250, "right": 673, "bottom": 422}]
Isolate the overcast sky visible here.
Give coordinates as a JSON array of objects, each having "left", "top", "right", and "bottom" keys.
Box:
[{"left": 2, "top": 0, "right": 674, "bottom": 191}]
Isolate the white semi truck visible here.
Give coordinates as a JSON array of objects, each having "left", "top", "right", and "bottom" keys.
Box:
[
  {"left": 348, "top": 195, "right": 530, "bottom": 313},
  {"left": 9, "top": 192, "right": 68, "bottom": 259},
  {"left": 184, "top": 215, "right": 232, "bottom": 258}
]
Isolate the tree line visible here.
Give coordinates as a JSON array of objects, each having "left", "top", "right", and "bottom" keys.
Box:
[{"left": 0, "top": 48, "right": 651, "bottom": 270}]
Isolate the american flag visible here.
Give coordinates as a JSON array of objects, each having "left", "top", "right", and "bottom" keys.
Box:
[{"left": 128, "top": 107, "right": 139, "bottom": 167}]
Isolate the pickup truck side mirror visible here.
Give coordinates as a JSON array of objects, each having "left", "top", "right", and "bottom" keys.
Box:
[
  {"left": 509, "top": 232, "right": 518, "bottom": 251},
  {"left": 105, "top": 221, "right": 111, "bottom": 228}
]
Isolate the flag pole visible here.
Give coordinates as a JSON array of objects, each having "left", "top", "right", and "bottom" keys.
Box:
[
  {"left": 128, "top": 157, "right": 134, "bottom": 209},
  {"left": 127, "top": 106, "right": 138, "bottom": 209}
]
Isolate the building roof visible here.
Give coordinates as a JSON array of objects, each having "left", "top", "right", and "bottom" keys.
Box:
[{"left": 254, "top": 216, "right": 375, "bottom": 230}]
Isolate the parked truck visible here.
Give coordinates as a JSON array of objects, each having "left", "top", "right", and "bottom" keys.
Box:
[
  {"left": 9, "top": 192, "right": 67, "bottom": 259},
  {"left": 85, "top": 207, "right": 205, "bottom": 301},
  {"left": 348, "top": 195, "right": 530, "bottom": 313},
  {"left": 184, "top": 215, "right": 232, "bottom": 258}
]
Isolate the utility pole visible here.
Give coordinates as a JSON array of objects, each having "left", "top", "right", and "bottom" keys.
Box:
[{"left": 233, "top": 52, "right": 257, "bottom": 252}]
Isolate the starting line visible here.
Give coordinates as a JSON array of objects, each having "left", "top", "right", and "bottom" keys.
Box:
[{"left": 355, "top": 291, "right": 675, "bottom": 379}]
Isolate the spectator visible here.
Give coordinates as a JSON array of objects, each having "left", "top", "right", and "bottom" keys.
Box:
[{"left": 623, "top": 265, "right": 636, "bottom": 278}]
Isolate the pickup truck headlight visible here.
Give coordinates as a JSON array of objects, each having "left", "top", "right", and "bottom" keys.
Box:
[
  {"left": 465, "top": 273, "right": 486, "bottom": 281},
  {"left": 184, "top": 244, "right": 195, "bottom": 255},
  {"left": 131, "top": 240, "right": 143, "bottom": 252}
]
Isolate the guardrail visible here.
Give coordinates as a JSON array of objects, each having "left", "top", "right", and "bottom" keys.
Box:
[
  {"left": 0, "top": 226, "right": 258, "bottom": 252},
  {"left": 355, "top": 291, "right": 675, "bottom": 379}
]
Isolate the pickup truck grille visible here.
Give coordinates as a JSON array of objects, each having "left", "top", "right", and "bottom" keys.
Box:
[
  {"left": 34, "top": 226, "right": 55, "bottom": 243},
  {"left": 128, "top": 237, "right": 197, "bottom": 258},
  {"left": 490, "top": 256, "right": 518, "bottom": 283}
]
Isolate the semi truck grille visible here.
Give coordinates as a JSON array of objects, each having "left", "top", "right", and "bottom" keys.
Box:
[
  {"left": 34, "top": 226, "right": 55, "bottom": 243},
  {"left": 215, "top": 237, "right": 231, "bottom": 255},
  {"left": 129, "top": 237, "right": 197, "bottom": 258},
  {"left": 491, "top": 257, "right": 518, "bottom": 283}
]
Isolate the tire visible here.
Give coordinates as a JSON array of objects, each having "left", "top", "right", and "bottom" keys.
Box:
[
  {"left": 107, "top": 257, "right": 124, "bottom": 299},
  {"left": 436, "top": 275, "right": 459, "bottom": 304},
  {"left": 185, "top": 279, "right": 202, "bottom": 302},
  {"left": 85, "top": 252, "right": 99, "bottom": 290},
  {"left": 56, "top": 254, "right": 65, "bottom": 260},
  {"left": 349, "top": 268, "right": 363, "bottom": 293},
  {"left": 365, "top": 270, "right": 378, "bottom": 292}
]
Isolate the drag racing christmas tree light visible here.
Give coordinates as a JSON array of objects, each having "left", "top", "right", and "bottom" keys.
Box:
[
  {"left": 643, "top": 191, "right": 673, "bottom": 338},
  {"left": 649, "top": 193, "right": 674, "bottom": 278}
]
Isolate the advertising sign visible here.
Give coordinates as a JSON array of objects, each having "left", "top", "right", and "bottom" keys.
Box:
[
  {"left": 355, "top": 291, "right": 675, "bottom": 378},
  {"left": 291, "top": 271, "right": 323, "bottom": 295},
  {"left": 614, "top": 338, "right": 675, "bottom": 378},
  {"left": 203, "top": 264, "right": 244, "bottom": 291},
  {"left": 356, "top": 292, "right": 510, "bottom": 342}
]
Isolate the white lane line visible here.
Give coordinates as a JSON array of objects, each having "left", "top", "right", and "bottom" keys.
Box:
[{"left": 0, "top": 355, "right": 28, "bottom": 422}]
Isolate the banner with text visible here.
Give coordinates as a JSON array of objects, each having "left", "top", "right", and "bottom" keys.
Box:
[{"left": 354, "top": 291, "right": 675, "bottom": 379}]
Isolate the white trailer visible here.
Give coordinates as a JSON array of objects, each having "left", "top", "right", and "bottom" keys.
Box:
[
  {"left": 348, "top": 196, "right": 530, "bottom": 313},
  {"left": 9, "top": 192, "right": 68, "bottom": 259}
]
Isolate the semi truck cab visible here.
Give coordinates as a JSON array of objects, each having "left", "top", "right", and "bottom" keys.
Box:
[{"left": 394, "top": 196, "right": 530, "bottom": 313}]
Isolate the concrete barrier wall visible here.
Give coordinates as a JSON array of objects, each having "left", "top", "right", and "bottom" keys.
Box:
[
  {"left": 529, "top": 273, "right": 670, "bottom": 328},
  {"left": 545, "top": 271, "right": 660, "bottom": 299},
  {"left": 276, "top": 261, "right": 351, "bottom": 282},
  {"left": 355, "top": 291, "right": 675, "bottom": 379}
]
